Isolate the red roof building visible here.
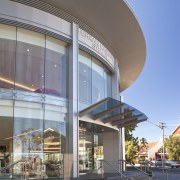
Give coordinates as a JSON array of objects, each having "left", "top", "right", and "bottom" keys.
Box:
[{"left": 172, "top": 125, "right": 180, "bottom": 137}]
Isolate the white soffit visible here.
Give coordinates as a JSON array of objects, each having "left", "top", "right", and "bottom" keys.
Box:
[{"left": 40, "top": 0, "right": 146, "bottom": 92}]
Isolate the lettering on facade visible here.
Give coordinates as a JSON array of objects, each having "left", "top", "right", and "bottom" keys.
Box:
[{"left": 79, "top": 29, "right": 115, "bottom": 67}]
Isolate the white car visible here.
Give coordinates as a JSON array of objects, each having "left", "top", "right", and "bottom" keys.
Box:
[{"left": 165, "top": 161, "right": 180, "bottom": 168}]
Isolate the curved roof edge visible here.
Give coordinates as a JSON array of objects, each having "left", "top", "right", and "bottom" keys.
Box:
[{"left": 38, "top": 0, "right": 146, "bottom": 92}]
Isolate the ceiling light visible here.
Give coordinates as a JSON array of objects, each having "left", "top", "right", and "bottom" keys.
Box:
[
  {"left": 27, "top": 49, "right": 30, "bottom": 52},
  {"left": 0, "top": 77, "right": 35, "bottom": 91}
]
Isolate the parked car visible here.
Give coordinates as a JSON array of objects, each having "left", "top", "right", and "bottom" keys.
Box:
[
  {"left": 151, "top": 160, "right": 166, "bottom": 167},
  {"left": 165, "top": 161, "right": 180, "bottom": 168}
]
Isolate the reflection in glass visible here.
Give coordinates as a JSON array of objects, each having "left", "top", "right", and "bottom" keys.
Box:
[
  {"left": 79, "top": 51, "right": 92, "bottom": 104},
  {"left": 45, "top": 36, "right": 68, "bottom": 98},
  {"left": 16, "top": 28, "right": 45, "bottom": 92},
  {"left": 0, "top": 24, "right": 68, "bottom": 179},
  {"left": 0, "top": 116, "right": 13, "bottom": 174},
  {"left": 13, "top": 116, "right": 43, "bottom": 178},
  {"left": 104, "top": 67, "right": 112, "bottom": 98},
  {"left": 44, "top": 120, "right": 65, "bottom": 178},
  {"left": 79, "top": 51, "right": 112, "bottom": 106},
  {"left": 0, "top": 24, "right": 16, "bottom": 90},
  {"left": 92, "top": 58, "right": 105, "bottom": 103}
]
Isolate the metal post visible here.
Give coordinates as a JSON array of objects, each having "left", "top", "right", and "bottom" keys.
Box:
[{"left": 159, "top": 122, "right": 166, "bottom": 167}]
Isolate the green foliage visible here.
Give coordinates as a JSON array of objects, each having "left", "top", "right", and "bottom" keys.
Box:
[
  {"left": 165, "top": 135, "right": 180, "bottom": 160},
  {"left": 125, "top": 137, "right": 147, "bottom": 163},
  {"left": 125, "top": 125, "right": 148, "bottom": 163},
  {"left": 125, "top": 141, "right": 135, "bottom": 163},
  {"left": 125, "top": 125, "right": 137, "bottom": 141}
]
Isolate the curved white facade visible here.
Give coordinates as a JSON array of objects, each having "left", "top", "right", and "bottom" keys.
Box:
[{"left": 0, "top": 0, "right": 147, "bottom": 179}]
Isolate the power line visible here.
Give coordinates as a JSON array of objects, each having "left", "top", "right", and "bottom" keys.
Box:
[
  {"left": 147, "top": 119, "right": 161, "bottom": 128},
  {"left": 147, "top": 120, "right": 179, "bottom": 132}
]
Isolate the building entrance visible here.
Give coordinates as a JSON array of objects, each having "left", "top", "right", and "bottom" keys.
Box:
[{"left": 79, "top": 121, "right": 117, "bottom": 177}]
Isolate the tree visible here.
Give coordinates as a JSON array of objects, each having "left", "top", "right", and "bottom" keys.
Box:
[
  {"left": 139, "top": 138, "right": 148, "bottom": 150},
  {"left": 125, "top": 136, "right": 148, "bottom": 164},
  {"left": 125, "top": 125, "right": 137, "bottom": 141},
  {"left": 125, "top": 125, "right": 148, "bottom": 164},
  {"left": 125, "top": 141, "right": 136, "bottom": 164},
  {"left": 165, "top": 135, "right": 180, "bottom": 160}
]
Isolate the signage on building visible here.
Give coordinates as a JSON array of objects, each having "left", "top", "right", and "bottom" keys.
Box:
[{"left": 79, "top": 28, "right": 115, "bottom": 68}]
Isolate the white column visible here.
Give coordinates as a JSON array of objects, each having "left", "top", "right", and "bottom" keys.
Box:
[
  {"left": 64, "top": 22, "right": 79, "bottom": 180},
  {"left": 111, "top": 59, "right": 120, "bottom": 100},
  {"left": 111, "top": 59, "right": 125, "bottom": 172},
  {"left": 120, "top": 96, "right": 126, "bottom": 171}
]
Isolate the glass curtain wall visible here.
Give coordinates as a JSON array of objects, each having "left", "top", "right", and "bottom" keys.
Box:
[
  {"left": 0, "top": 24, "right": 68, "bottom": 179},
  {"left": 0, "top": 24, "right": 16, "bottom": 175},
  {"left": 79, "top": 51, "right": 92, "bottom": 104},
  {"left": 79, "top": 50, "right": 112, "bottom": 109}
]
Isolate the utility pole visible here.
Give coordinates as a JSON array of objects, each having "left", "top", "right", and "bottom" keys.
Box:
[{"left": 159, "top": 122, "right": 166, "bottom": 167}]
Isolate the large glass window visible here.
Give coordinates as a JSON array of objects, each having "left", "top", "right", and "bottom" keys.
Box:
[
  {"left": 13, "top": 100, "right": 44, "bottom": 179},
  {"left": 79, "top": 51, "right": 92, "bottom": 104},
  {"left": 104, "top": 67, "right": 112, "bottom": 98},
  {"left": 0, "top": 24, "right": 68, "bottom": 179},
  {"left": 92, "top": 58, "right": 105, "bottom": 103},
  {"left": 0, "top": 25, "right": 68, "bottom": 99},
  {"left": 16, "top": 28, "right": 45, "bottom": 92},
  {"left": 44, "top": 120, "right": 65, "bottom": 178},
  {"left": 0, "top": 24, "right": 16, "bottom": 89},
  {"left": 45, "top": 36, "right": 68, "bottom": 98},
  {"left": 79, "top": 50, "right": 112, "bottom": 106}
]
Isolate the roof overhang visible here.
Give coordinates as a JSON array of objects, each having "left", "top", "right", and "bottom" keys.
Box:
[
  {"left": 79, "top": 97, "right": 147, "bottom": 128},
  {"left": 40, "top": 0, "right": 146, "bottom": 92}
]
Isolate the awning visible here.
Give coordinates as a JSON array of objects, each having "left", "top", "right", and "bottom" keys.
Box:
[{"left": 79, "top": 97, "right": 147, "bottom": 128}]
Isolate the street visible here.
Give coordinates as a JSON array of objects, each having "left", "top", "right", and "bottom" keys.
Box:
[
  {"left": 127, "top": 166, "right": 180, "bottom": 180},
  {"left": 151, "top": 167, "right": 180, "bottom": 180}
]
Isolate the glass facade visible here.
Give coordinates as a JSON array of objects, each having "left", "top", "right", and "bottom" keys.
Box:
[
  {"left": 0, "top": 23, "right": 117, "bottom": 179},
  {"left": 79, "top": 50, "right": 112, "bottom": 108},
  {"left": 0, "top": 24, "right": 68, "bottom": 179}
]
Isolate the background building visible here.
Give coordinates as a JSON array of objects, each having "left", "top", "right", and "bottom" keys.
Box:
[
  {"left": 172, "top": 125, "right": 180, "bottom": 137},
  {"left": 0, "top": 0, "right": 147, "bottom": 179}
]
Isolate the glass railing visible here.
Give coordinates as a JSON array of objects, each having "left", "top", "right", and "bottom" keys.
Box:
[
  {"left": 0, "top": 154, "right": 64, "bottom": 179},
  {"left": 0, "top": 88, "right": 68, "bottom": 107}
]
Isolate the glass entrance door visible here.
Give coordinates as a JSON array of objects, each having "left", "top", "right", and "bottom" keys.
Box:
[{"left": 79, "top": 122, "right": 103, "bottom": 175}]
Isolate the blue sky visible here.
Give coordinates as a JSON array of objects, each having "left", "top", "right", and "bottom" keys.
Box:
[{"left": 121, "top": 0, "right": 180, "bottom": 142}]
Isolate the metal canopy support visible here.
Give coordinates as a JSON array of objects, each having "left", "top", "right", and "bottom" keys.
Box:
[
  {"left": 118, "top": 119, "right": 147, "bottom": 128},
  {"left": 103, "top": 109, "right": 135, "bottom": 123},
  {"left": 78, "top": 97, "right": 148, "bottom": 128},
  {"left": 79, "top": 97, "right": 109, "bottom": 117},
  {"left": 112, "top": 114, "right": 143, "bottom": 126},
  {"left": 93, "top": 103, "right": 124, "bottom": 120}
]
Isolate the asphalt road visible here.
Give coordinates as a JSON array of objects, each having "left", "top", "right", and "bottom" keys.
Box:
[
  {"left": 151, "top": 167, "right": 180, "bottom": 180},
  {"left": 127, "top": 166, "right": 180, "bottom": 180}
]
